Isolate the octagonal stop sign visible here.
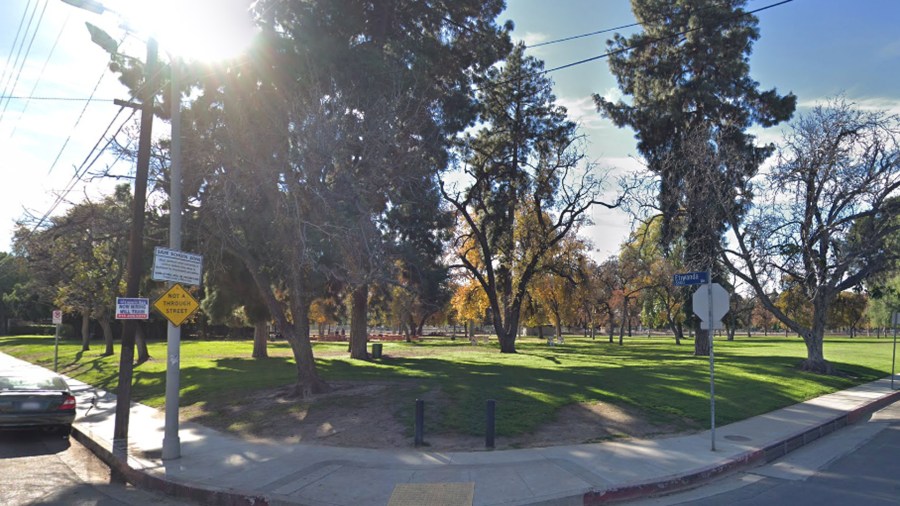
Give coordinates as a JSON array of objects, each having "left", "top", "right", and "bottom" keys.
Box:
[{"left": 692, "top": 283, "right": 729, "bottom": 330}]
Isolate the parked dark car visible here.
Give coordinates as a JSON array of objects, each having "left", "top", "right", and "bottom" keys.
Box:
[{"left": 0, "top": 371, "right": 76, "bottom": 434}]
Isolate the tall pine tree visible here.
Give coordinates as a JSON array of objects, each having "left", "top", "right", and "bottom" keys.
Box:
[
  {"left": 595, "top": 0, "right": 795, "bottom": 355},
  {"left": 444, "top": 43, "right": 615, "bottom": 353}
]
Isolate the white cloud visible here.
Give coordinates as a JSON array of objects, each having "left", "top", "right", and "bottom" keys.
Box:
[
  {"left": 599, "top": 86, "right": 624, "bottom": 104},
  {"left": 797, "top": 96, "right": 900, "bottom": 116},
  {"left": 556, "top": 94, "right": 623, "bottom": 132},
  {"left": 513, "top": 31, "right": 549, "bottom": 47},
  {"left": 878, "top": 38, "right": 900, "bottom": 59},
  {"left": 748, "top": 124, "right": 788, "bottom": 150}
]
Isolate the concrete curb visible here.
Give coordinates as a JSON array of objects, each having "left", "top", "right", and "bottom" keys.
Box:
[
  {"left": 70, "top": 426, "right": 273, "bottom": 506},
  {"left": 582, "top": 387, "right": 900, "bottom": 504},
  {"left": 67, "top": 386, "right": 900, "bottom": 506}
]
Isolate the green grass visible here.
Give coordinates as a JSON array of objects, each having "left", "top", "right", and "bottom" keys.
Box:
[{"left": 1, "top": 333, "right": 894, "bottom": 438}]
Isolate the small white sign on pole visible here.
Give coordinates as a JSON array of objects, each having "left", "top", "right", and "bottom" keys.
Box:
[
  {"left": 692, "top": 283, "right": 729, "bottom": 330},
  {"left": 116, "top": 297, "right": 150, "bottom": 320},
  {"left": 52, "top": 310, "right": 63, "bottom": 325},
  {"left": 151, "top": 247, "right": 203, "bottom": 286}
]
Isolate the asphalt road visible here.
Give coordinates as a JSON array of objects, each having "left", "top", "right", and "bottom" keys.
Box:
[
  {"left": 0, "top": 429, "right": 191, "bottom": 506},
  {"left": 632, "top": 399, "right": 900, "bottom": 506}
]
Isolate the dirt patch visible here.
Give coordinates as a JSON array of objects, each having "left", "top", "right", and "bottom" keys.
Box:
[{"left": 186, "top": 381, "right": 700, "bottom": 451}]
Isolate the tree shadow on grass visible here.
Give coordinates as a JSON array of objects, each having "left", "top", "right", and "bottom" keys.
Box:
[{"left": 18, "top": 338, "right": 887, "bottom": 447}]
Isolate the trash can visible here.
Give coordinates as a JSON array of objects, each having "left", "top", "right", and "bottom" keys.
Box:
[{"left": 371, "top": 342, "right": 383, "bottom": 358}]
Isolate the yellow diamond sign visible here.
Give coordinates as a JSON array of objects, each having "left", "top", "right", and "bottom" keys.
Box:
[{"left": 153, "top": 283, "right": 200, "bottom": 327}]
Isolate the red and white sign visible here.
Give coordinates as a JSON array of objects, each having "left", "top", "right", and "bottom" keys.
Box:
[{"left": 52, "top": 310, "right": 63, "bottom": 325}]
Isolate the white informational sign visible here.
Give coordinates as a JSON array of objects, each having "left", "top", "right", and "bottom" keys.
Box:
[
  {"left": 893, "top": 311, "right": 900, "bottom": 326},
  {"left": 693, "top": 283, "right": 729, "bottom": 330},
  {"left": 116, "top": 297, "right": 150, "bottom": 320},
  {"left": 151, "top": 247, "right": 203, "bottom": 286},
  {"left": 52, "top": 310, "right": 63, "bottom": 325}
]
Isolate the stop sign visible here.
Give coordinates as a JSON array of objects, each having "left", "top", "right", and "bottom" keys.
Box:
[{"left": 692, "top": 283, "right": 729, "bottom": 330}]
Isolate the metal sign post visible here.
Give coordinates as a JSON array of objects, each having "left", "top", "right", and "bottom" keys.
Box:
[
  {"left": 892, "top": 312, "right": 899, "bottom": 390},
  {"left": 52, "top": 310, "right": 63, "bottom": 372},
  {"left": 707, "top": 270, "right": 715, "bottom": 451},
  {"left": 690, "top": 277, "right": 729, "bottom": 452}
]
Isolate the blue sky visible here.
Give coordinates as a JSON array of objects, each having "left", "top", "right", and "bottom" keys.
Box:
[{"left": 1, "top": 0, "right": 899, "bottom": 259}]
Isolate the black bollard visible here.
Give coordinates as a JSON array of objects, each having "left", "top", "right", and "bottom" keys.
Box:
[
  {"left": 485, "top": 399, "right": 496, "bottom": 448},
  {"left": 414, "top": 399, "right": 425, "bottom": 447}
]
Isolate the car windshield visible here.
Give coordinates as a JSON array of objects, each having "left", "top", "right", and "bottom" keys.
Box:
[{"left": 0, "top": 374, "right": 68, "bottom": 391}]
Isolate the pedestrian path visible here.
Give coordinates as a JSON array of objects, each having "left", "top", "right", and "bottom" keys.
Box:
[{"left": 3, "top": 352, "right": 898, "bottom": 506}]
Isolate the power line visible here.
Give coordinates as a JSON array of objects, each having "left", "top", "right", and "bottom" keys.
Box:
[
  {"left": 0, "top": 1, "right": 34, "bottom": 101},
  {"left": 9, "top": 12, "right": 71, "bottom": 138},
  {"left": 0, "top": 0, "right": 49, "bottom": 124},
  {"left": 20, "top": 106, "right": 136, "bottom": 244},
  {"left": 0, "top": 95, "right": 117, "bottom": 102},
  {"left": 526, "top": 20, "right": 641, "bottom": 49},
  {"left": 45, "top": 65, "right": 119, "bottom": 176},
  {"left": 484, "top": 0, "right": 795, "bottom": 90},
  {"left": 525, "top": 0, "right": 777, "bottom": 49}
]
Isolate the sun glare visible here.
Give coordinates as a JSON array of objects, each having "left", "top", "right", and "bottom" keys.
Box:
[{"left": 110, "top": 0, "right": 258, "bottom": 62}]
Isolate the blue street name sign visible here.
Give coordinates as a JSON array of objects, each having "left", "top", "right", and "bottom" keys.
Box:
[{"left": 673, "top": 271, "right": 709, "bottom": 286}]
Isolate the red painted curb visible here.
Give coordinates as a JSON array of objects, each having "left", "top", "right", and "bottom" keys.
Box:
[
  {"left": 582, "top": 386, "right": 900, "bottom": 504},
  {"left": 583, "top": 448, "right": 766, "bottom": 504}
]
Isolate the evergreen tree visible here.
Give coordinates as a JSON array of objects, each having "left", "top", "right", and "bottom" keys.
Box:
[
  {"left": 176, "top": 0, "right": 511, "bottom": 391},
  {"left": 596, "top": 0, "right": 795, "bottom": 355},
  {"left": 444, "top": 43, "right": 616, "bottom": 353}
]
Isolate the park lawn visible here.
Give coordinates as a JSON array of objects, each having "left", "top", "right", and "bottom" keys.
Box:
[{"left": 0, "top": 333, "right": 893, "bottom": 438}]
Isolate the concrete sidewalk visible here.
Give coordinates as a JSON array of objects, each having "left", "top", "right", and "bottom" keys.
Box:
[{"left": 3, "top": 352, "right": 899, "bottom": 506}]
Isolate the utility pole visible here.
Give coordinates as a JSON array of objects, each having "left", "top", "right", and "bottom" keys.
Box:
[
  {"left": 162, "top": 58, "right": 183, "bottom": 460},
  {"left": 112, "top": 37, "right": 157, "bottom": 469}
]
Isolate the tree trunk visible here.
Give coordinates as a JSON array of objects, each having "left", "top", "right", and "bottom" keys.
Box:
[
  {"left": 405, "top": 314, "right": 415, "bottom": 342},
  {"left": 252, "top": 320, "right": 268, "bottom": 359},
  {"left": 416, "top": 316, "right": 426, "bottom": 338},
  {"left": 800, "top": 331, "right": 834, "bottom": 374},
  {"left": 349, "top": 284, "right": 369, "bottom": 360},
  {"left": 694, "top": 325, "right": 710, "bottom": 356},
  {"left": 667, "top": 316, "right": 683, "bottom": 345},
  {"left": 286, "top": 297, "right": 329, "bottom": 396},
  {"left": 618, "top": 298, "right": 627, "bottom": 346},
  {"left": 135, "top": 323, "right": 150, "bottom": 364},
  {"left": 99, "top": 318, "right": 114, "bottom": 356},
  {"left": 80, "top": 314, "right": 90, "bottom": 351},
  {"left": 241, "top": 257, "right": 327, "bottom": 396},
  {"left": 800, "top": 299, "right": 835, "bottom": 374},
  {"left": 555, "top": 321, "right": 562, "bottom": 345},
  {"left": 498, "top": 329, "right": 516, "bottom": 353}
]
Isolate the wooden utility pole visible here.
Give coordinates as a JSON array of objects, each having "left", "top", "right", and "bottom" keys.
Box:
[{"left": 112, "top": 37, "right": 157, "bottom": 465}]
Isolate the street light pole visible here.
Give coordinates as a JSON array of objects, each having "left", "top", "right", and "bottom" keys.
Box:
[
  {"left": 112, "top": 36, "right": 157, "bottom": 467},
  {"left": 63, "top": 0, "right": 184, "bottom": 463},
  {"left": 162, "top": 58, "right": 183, "bottom": 460}
]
